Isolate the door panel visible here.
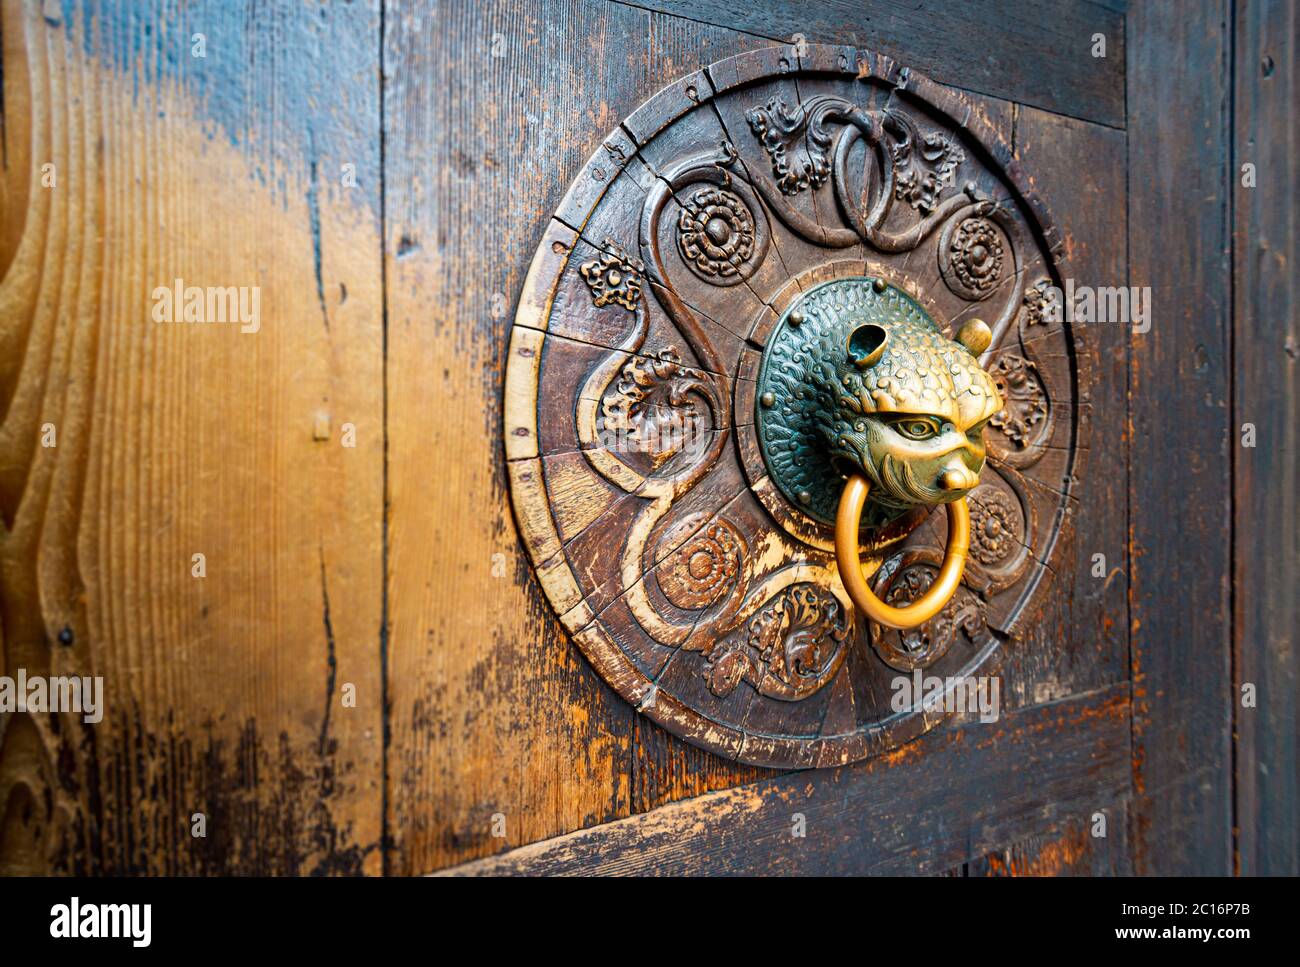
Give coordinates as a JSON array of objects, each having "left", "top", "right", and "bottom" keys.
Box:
[
  {"left": 1001, "top": 104, "right": 1129, "bottom": 710},
  {"left": 622, "top": 0, "right": 1127, "bottom": 127},
  {"left": 1233, "top": 0, "right": 1299, "bottom": 877},
  {"left": 441, "top": 687, "right": 1130, "bottom": 875},
  {"left": 1128, "top": 0, "right": 1234, "bottom": 875},
  {"left": 381, "top": 0, "right": 776, "bottom": 876},
  {"left": 0, "top": 0, "right": 1292, "bottom": 877},
  {"left": 387, "top": 0, "right": 1130, "bottom": 872}
]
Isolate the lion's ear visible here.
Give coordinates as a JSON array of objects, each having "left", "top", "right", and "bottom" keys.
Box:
[
  {"left": 848, "top": 324, "right": 888, "bottom": 369},
  {"left": 955, "top": 318, "right": 992, "bottom": 356}
]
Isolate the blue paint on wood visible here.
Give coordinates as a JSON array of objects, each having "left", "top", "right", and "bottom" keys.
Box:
[{"left": 61, "top": 0, "right": 381, "bottom": 215}]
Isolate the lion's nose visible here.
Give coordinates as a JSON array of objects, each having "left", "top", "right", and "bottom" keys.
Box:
[{"left": 939, "top": 466, "right": 979, "bottom": 492}]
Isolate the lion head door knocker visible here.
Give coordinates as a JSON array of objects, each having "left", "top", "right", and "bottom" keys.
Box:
[
  {"left": 506, "top": 46, "right": 1080, "bottom": 768},
  {"left": 756, "top": 282, "right": 1001, "bottom": 630}
]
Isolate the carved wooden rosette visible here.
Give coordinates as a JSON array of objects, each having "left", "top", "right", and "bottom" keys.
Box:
[{"left": 505, "top": 45, "right": 1084, "bottom": 769}]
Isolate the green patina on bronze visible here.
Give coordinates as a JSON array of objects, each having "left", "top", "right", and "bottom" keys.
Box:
[{"left": 755, "top": 278, "right": 1004, "bottom": 529}]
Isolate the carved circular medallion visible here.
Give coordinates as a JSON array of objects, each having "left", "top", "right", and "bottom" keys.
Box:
[
  {"left": 939, "top": 215, "right": 1008, "bottom": 300},
  {"left": 969, "top": 488, "right": 1021, "bottom": 567},
  {"left": 869, "top": 550, "right": 990, "bottom": 671},
  {"left": 676, "top": 187, "right": 758, "bottom": 282},
  {"left": 660, "top": 517, "right": 744, "bottom": 609},
  {"left": 505, "top": 45, "right": 1084, "bottom": 768}
]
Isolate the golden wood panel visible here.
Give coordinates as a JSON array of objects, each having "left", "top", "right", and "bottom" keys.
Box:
[{"left": 0, "top": 2, "right": 384, "bottom": 874}]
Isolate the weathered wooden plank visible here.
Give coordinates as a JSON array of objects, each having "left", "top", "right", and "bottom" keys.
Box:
[
  {"left": 997, "top": 105, "right": 1128, "bottom": 712},
  {"left": 1233, "top": 0, "right": 1298, "bottom": 877},
  {"left": 1126, "top": 0, "right": 1234, "bottom": 875},
  {"left": 382, "top": 0, "right": 776, "bottom": 876},
  {"left": 0, "top": 1, "right": 385, "bottom": 873},
  {"left": 438, "top": 685, "right": 1131, "bottom": 875},
  {"left": 961, "top": 799, "right": 1129, "bottom": 875},
  {"left": 610, "top": 0, "right": 1126, "bottom": 127}
]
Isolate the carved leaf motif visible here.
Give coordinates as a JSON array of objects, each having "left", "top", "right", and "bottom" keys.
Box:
[
  {"left": 600, "top": 348, "right": 710, "bottom": 468},
  {"left": 884, "top": 109, "right": 964, "bottom": 213},
  {"left": 988, "top": 354, "right": 1048, "bottom": 448},
  {"left": 705, "top": 648, "right": 752, "bottom": 699},
  {"left": 706, "top": 583, "right": 848, "bottom": 699},
  {"left": 871, "top": 563, "right": 988, "bottom": 670},
  {"left": 746, "top": 97, "right": 833, "bottom": 195},
  {"left": 1022, "top": 279, "right": 1059, "bottom": 326}
]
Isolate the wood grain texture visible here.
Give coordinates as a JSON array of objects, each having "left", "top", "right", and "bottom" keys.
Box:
[
  {"left": 0, "top": 1, "right": 384, "bottom": 874},
  {"left": 1232, "top": 0, "right": 1298, "bottom": 877},
  {"left": 438, "top": 685, "right": 1131, "bottom": 875},
  {"left": 961, "top": 800, "right": 1129, "bottom": 875},
  {"left": 609, "top": 0, "right": 1126, "bottom": 127},
  {"left": 1126, "top": 0, "right": 1234, "bottom": 875},
  {"left": 999, "top": 104, "right": 1128, "bottom": 713}
]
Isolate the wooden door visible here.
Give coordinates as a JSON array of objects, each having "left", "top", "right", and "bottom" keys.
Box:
[{"left": 0, "top": 0, "right": 1293, "bottom": 877}]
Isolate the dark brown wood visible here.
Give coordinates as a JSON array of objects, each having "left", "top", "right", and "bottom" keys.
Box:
[
  {"left": 1126, "top": 0, "right": 1234, "bottom": 875},
  {"left": 440, "top": 685, "right": 1131, "bottom": 875},
  {"left": 1233, "top": 0, "right": 1299, "bottom": 877},
  {"left": 610, "top": 0, "right": 1126, "bottom": 128},
  {"left": 997, "top": 105, "right": 1129, "bottom": 715},
  {"left": 961, "top": 804, "right": 1129, "bottom": 876}
]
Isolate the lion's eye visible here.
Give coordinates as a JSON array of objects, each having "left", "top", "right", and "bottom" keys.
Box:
[{"left": 891, "top": 417, "right": 942, "bottom": 440}]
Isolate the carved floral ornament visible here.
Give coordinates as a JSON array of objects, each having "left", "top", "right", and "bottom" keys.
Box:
[
  {"left": 506, "top": 46, "right": 1079, "bottom": 768},
  {"left": 676, "top": 187, "right": 757, "bottom": 280},
  {"left": 579, "top": 239, "right": 644, "bottom": 310}
]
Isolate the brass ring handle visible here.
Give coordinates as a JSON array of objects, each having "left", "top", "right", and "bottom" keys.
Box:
[{"left": 834, "top": 473, "right": 971, "bottom": 630}]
